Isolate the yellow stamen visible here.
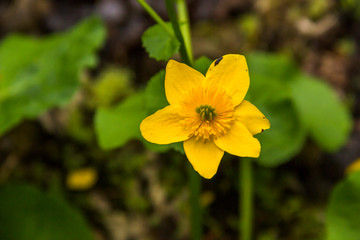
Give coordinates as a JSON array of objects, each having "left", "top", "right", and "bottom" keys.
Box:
[{"left": 181, "top": 87, "right": 235, "bottom": 141}]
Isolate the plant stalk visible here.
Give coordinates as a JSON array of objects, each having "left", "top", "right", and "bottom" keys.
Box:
[
  {"left": 188, "top": 165, "right": 202, "bottom": 240},
  {"left": 164, "top": 0, "right": 192, "bottom": 66},
  {"left": 136, "top": 0, "right": 174, "bottom": 36},
  {"left": 240, "top": 158, "right": 253, "bottom": 240},
  {"left": 176, "top": 0, "right": 193, "bottom": 65},
  {"left": 166, "top": 1, "right": 201, "bottom": 239},
  {"left": 138, "top": 1, "right": 200, "bottom": 239}
]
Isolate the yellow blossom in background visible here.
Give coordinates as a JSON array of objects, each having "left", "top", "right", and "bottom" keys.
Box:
[
  {"left": 66, "top": 168, "right": 98, "bottom": 190},
  {"left": 140, "top": 54, "right": 270, "bottom": 179},
  {"left": 345, "top": 158, "right": 360, "bottom": 174}
]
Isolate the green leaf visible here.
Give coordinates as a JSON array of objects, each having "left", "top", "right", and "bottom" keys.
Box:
[
  {"left": 247, "top": 53, "right": 295, "bottom": 104},
  {"left": 246, "top": 52, "right": 352, "bottom": 166},
  {"left": 326, "top": 171, "right": 360, "bottom": 240},
  {"left": 246, "top": 53, "right": 306, "bottom": 166},
  {"left": 95, "top": 92, "right": 146, "bottom": 150},
  {"left": 144, "top": 70, "right": 168, "bottom": 115},
  {"left": 142, "top": 23, "right": 180, "bottom": 61},
  {"left": 256, "top": 100, "right": 307, "bottom": 167},
  {"left": 193, "top": 56, "right": 212, "bottom": 75},
  {"left": 0, "top": 16, "right": 106, "bottom": 136},
  {"left": 289, "top": 75, "right": 352, "bottom": 151},
  {"left": 0, "top": 183, "right": 94, "bottom": 240},
  {"left": 246, "top": 52, "right": 298, "bottom": 81}
]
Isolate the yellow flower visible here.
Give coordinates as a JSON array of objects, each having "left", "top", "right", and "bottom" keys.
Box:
[{"left": 140, "top": 54, "right": 270, "bottom": 179}]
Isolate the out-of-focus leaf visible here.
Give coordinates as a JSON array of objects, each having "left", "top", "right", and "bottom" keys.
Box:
[
  {"left": 142, "top": 23, "right": 179, "bottom": 61},
  {"left": 256, "top": 101, "right": 307, "bottom": 167},
  {"left": 144, "top": 70, "right": 168, "bottom": 115},
  {"left": 193, "top": 56, "right": 212, "bottom": 75},
  {"left": 246, "top": 53, "right": 305, "bottom": 166},
  {"left": 247, "top": 71, "right": 292, "bottom": 105},
  {"left": 0, "top": 183, "right": 94, "bottom": 240},
  {"left": 247, "top": 52, "right": 298, "bottom": 82},
  {"left": 92, "top": 67, "right": 134, "bottom": 108},
  {"left": 247, "top": 53, "right": 295, "bottom": 106},
  {"left": 326, "top": 171, "right": 360, "bottom": 240},
  {"left": 246, "top": 52, "right": 352, "bottom": 166},
  {"left": 95, "top": 92, "right": 145, "bottom": 150},
  {"left": 289, "top": 75, "right": 352, "bottom": 151},
  {"left": 0, "top": 16, "right": 106, "bottom": 136}
]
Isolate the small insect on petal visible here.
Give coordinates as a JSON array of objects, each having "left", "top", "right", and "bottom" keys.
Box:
[{"left": 214, "top": 56, "right": 223, "bottom": 66}]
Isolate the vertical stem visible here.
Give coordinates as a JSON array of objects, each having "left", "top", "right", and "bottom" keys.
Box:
[
  {"left": 188, "top": 164, "right": 202, "bottom": 240},
  {"left": 140, "top": 1, "right": 200, "bottom": 239},
  {"left": 136, "top": 0, "right": 174, "bottom": 36},
  {"left": 240, "top": 158, "right": 253, "bottom": 240},
  {"left": 164, "top": 0, "right": 192, "bottom": 66},
  {"left": 176, "top": 0, "right": 193, "bottom": 65},
  {"left": 174, "top": 1, "right": 200, "bottom": 238}
]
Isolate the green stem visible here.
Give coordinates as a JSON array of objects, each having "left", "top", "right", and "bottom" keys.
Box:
[
  {"left": 188, "top": 165, "right": 202, "bottom": 240},
  {"left": 171, "top": 1, "right": 200, "bottom": 238},
  {"left": 139, "top": 1, "right": 199, "bottom": 239},
  {"left": 240, "top": 158, "right": 253, "bottom": 240},
  {"left": 176, "top": 0, "right": 193, "bottom": 65},
  {"left": 136, "top": 0, "right": 174, "bottom": 37},
  {"left": 164, "top": 0, "right": 192, "bottom": 66}
]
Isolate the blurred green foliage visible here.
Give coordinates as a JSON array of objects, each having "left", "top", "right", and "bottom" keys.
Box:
[
  {"left": 95, "top": 92, "right": 145, "bottom": 150},
  {"left": 144, "top": 70, "right": 168, "bottom": 115},
  {"left": 0, "top": 184, "right": 94, "bottom": 240},
  {"left": 326, "top": 171, "right": 360, "bottom": 240},
  {"left": 142, "top": 23, "right": 180, "bottom": 61},
  {"left": 289, "top": 74, "right": 351, "bottom": 151},
  {"left": 247, "top": 52, "right": 352, "bottom": 167},
  {"left": 341, "top": 0, "right": 360, "bottom": 19},
  {"left": 91, "top": 67, "right": 134, "bottom": 108},
  {"left": 0, "top": 16, "right": 105, "bottom": 136}
]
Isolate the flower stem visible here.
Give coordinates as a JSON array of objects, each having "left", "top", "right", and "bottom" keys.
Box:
[
  {"left": 139, "top": 1, "right": 200, "bottom": 238},
  {"left": 176, "top": 0, "right": 193, "bottom": 65},
  {"left": 240, "top": 158, "right": 253, "bottom": 240},
  {"left": 167, "top": 1, "right": 200, "bottom": 239},
  {"left": 188, "top": 164, "right": 202, "bottom": 240},
  {"left": 164, "top": 0, "right": 192, "bottom": 66},
  {"left": 136, "top": 0, "right": 174, "bottom": 37}
]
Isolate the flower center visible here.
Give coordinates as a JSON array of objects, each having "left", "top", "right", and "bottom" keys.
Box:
[
  {"left": 195, "top": 104, "right": 217, "bottom": 121},
  {"left": 180, "top": 87, "right": 235, "bottom": 141}
]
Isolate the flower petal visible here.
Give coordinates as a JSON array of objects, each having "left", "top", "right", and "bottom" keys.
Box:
[
  {"left": 205, "top": 54, "right": 250, "bottom": 107},
  {"left": 140, "top": 105, "right": 191, "bottom": 144},
  {"left": 184, "top": 138, "right": 224, "bottom": 179},
  {"left": 165, "top": 59, "right": 205, "bottom": 105},
  {"left": 214, "top": 121, "right": 261, "bottom": 158},
  {"left": 234, "top": 100, "right": 270, "bottom": 135}
]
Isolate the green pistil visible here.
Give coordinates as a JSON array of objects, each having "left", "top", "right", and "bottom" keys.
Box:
[{"left": 195, "top": 104, "right": 217, "bottom": 121}]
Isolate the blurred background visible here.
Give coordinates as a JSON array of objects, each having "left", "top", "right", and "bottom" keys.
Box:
[{"left": 0, "top": 0, "right": 359, "bottom": 239}]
